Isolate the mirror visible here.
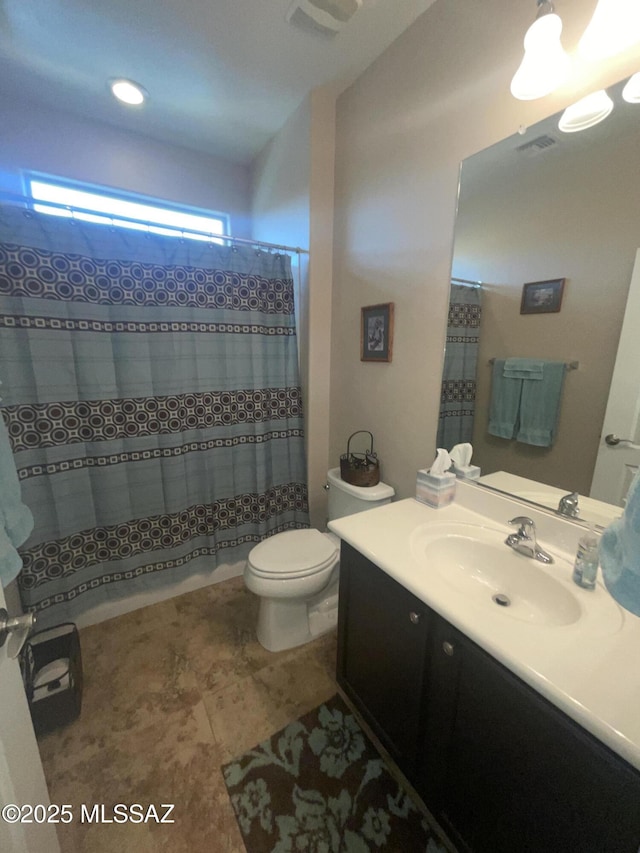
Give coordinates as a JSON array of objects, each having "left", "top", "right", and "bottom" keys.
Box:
[{"left": 443, "top": 75, "right": 640, "bottom": 528}]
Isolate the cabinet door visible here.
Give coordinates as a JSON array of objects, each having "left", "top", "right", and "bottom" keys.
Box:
[
  {"left": 337, "top": 542, "right": 429, "bottom": 776},
  {"left": 425, "top": 618, "right": 640, "bottom": 853}
]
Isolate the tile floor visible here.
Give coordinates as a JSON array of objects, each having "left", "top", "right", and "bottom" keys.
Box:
[{"left": 36, "top": 576, "right": 338, "bottom": 852}]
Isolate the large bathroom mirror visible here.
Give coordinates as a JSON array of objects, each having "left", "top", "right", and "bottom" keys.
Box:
[{"left": 442, "top": 74, "right": 640, "bottom": 528}]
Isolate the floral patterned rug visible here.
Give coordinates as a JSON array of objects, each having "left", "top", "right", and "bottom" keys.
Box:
[{"left": 222, "top": 694, "right": 448, "bottom": 853}]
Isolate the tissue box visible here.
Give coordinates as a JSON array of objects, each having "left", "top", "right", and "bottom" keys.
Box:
[
  {"left": 451, "top": 464, "right": 481, "bottom": 481},
  {"left": 416, "top": 469, "right": 456, "bottom": 508}
]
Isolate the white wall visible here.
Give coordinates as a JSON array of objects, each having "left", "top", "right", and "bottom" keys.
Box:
[
  {"left": 251, "top": 99, "right": 312, "bottom": 252},
  {"left": 330, "top": 0, "right": 640, "bottom": 501},
  {"left": 251, "top": 87, "right": 335, "bottom": 529},
  {"left": 0, "top": 94, "right": 252, "bottom": 236}
]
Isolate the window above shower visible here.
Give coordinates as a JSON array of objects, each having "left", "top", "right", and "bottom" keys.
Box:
[{"left": 25, "top": 175, "right": 229, "bottom": 243}]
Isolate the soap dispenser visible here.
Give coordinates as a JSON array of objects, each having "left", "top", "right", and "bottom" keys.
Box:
[{"left": 572, "top": 524, "right": 599, "bottom": 590}]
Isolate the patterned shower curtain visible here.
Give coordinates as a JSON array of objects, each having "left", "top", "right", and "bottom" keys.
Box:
[
  {"left": 0, "top": 205, "right": 309, "bottom": 627},
  {"left": 437, "top": 282, "right": 482, "bottom": 450}
]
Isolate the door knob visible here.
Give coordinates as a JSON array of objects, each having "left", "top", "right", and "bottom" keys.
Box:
[
  {"left": 0, "top": 608, "right": 35, "bottom": 659},
  {"left": 605, "top": 434, "right": 625, "bottom": 446},
  {"left": 442, "top": 641, "right": 455, "bottom": 656},
  {"left": 605, "top": 433, "right": 640, "bottom": 448},
  {"left": 409, "top": 611, "right": 421, "bottom": 624}
]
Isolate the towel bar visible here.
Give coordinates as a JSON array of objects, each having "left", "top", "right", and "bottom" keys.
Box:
[{"left": 488, "top": 358, "right": 579, "bottom": 370}]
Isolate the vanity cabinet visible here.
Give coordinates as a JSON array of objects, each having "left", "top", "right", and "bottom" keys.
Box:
[
  {"left": 337, "top": 542, "right": 640, "bottom": 853},
  {"left": 336, "top": 541, "right": 430, "bottom": 777}
]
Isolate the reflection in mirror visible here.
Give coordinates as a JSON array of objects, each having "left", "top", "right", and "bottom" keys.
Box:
[{"left": 442, "top": 75, "right": 640, "bottom": 527}]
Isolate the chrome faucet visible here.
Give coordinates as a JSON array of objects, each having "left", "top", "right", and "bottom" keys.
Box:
[
  {"left": 557, "top": 491, "right": 580, "bottom": 518},
  {"left": 505, "top": 516, "right": 554, "bottom": 564}
]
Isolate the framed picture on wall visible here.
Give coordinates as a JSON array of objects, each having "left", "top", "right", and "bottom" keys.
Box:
[
  {"left": 361, "top": 302, "right": 394, "bottom": 362},
  {"left": 520, "top": 278, "right": 566, "bottom": 314}
]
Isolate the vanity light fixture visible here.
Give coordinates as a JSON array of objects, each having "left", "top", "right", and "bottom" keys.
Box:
[
  {"left": 622, "top": 72, "right": 640, "bottom": 103},
  {"left": 109, "top": 78, "right": 147, "bottom": 106},
  {"left": 510, "top": 0, "right": 571, "bottom": 101},
  {"left": 558, "top": 89, "right": 614, "bottom": 133},
  {"left": 578, "top": 0, "right": 640, "bottom": 61}
]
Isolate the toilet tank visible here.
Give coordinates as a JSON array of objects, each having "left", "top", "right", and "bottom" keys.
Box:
[{"left": 326, "top": 467, "right": 394, "bottom": 520}]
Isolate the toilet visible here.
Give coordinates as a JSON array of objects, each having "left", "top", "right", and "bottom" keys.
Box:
[{"left": 244, "top": 467, "right": 394, "bottom": 652}]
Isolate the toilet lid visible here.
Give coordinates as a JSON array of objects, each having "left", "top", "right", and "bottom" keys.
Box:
[{"left": 248, "top": 529, "right": 338, "bottom": 578}]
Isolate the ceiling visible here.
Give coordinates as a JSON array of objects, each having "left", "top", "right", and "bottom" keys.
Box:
[{"left": 0, "top": 0, "right": 435, "bottom": 166}]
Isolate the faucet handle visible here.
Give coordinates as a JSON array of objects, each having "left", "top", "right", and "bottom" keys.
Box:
[
  {"left": 557, "top": 491, "right": 579, "bottom": 517},
  {"left": 508, "top": 516, "right": 535, "bottom": 539}
]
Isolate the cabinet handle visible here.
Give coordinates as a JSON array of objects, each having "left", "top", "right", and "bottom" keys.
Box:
[
  {"left": 409, "top": 611, "right": 420, "bottom": 624},
  {"left": 442, "top": 641, "right": 455, "bottom": 657}
]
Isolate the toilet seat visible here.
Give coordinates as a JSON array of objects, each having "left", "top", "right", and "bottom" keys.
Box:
[{"left": 247, "top": 529, "right": 338, "bottom": 579}]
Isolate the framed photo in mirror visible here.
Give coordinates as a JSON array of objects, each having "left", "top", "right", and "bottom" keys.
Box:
[
  {"left": 361, "top": 302, "right": 394, "bottom": 362},
  {"left": 520, "top": 278, "right": 566, "bottom": 315}
]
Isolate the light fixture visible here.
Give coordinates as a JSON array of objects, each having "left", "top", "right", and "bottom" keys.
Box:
[
  {"left": 558, "top": 89, "right": 614, "bottom": 132},
  {"left": 622, "top": 72, "right": 640, "bottom": 103},
  {"left": 109, "top": 78, "right": 147, "bottom": 106},
  {"left": 578, "top": 0, "right": 640, "bottom": 61},
  {"left": 510, "top": 0, "right": 571, "bottom": 101}
]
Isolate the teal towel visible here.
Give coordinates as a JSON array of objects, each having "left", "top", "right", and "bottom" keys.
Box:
[
  {"left": 0, "top": 410, "right": 34, "bottom": 587},
  {"left": 517, "top": 361, "right": 566, "bottom": 447},
  {"left": 488, "top": 359, "right": 522, "bottom": 439},
  {"left": 503, "top": 358, "right": 544, "bottom": 380},
  {"left": 600, "top": 470, "right": 640, "bottom": 617}
]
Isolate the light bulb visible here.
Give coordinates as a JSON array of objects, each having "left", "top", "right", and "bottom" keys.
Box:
[
  {"left": 578, "top": 0, "right": 640, "bottom": 60},
  {"left": 510, "top": 13, "right": 571, "bottom": 101},
  {"left": 109, "top": 79, "right": 147, "bottom": 106},
  {"left": 558, "top": 90, "right": 614, "bottom": 133}
]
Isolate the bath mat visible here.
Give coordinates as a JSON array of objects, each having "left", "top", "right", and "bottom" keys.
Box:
[{"left": 222, "top": 694, "right": 447, "bottom": 853}]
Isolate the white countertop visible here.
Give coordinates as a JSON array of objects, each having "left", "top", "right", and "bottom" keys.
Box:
[
  {"left": 329, "top": 485, "right": 640, "bottom": 772},
  {"left": 479, "top": 470, "right": 622, "bottom": 529}
]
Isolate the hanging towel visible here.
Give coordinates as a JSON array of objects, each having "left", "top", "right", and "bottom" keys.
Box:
[
  {"left": 503, "top": 358, "right": 544, "bottom": 380},
  {"left": 0, "top": 410, "right": 34, "bottom": 587},
  {"left": 488, "top": 359, "right": 522, "bottom": 439},
  {"left": 516, "top": 361, "right": 566, "bottom": 447},
  {"left": 600, "top": 470, "right": 640, "bottom": 617}
]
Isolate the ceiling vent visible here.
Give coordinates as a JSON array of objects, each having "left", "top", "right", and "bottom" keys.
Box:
[
  {"left": 286, "top": 0, "right": 362, "bottom": 36},
  {"left": 515, "top": 134, "right": 559, "bottom": 155}
]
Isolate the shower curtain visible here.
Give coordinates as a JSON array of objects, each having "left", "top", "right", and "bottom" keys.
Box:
[
  {"left": 0, "top": 205, "right": 309, "bottom": 627},
  {"left": 437, "top": 282, "right": 482, "bottom": 449}
]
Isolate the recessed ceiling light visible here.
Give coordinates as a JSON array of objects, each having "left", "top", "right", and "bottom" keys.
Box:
[{"left": 109, "top": 78, "right": 147, "bottom": 106}]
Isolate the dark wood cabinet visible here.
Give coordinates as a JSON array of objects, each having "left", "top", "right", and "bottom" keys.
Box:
[
  {"left": 336, "top": 541, "right": 430, "bottom": 777},
  {"left": 337, "top": 542, "right": 640, "bottom": 853}
]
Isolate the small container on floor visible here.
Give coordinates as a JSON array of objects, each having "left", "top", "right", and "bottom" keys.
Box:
[{"left": 22, "top": 623, "right": 83, "bottom": 734}]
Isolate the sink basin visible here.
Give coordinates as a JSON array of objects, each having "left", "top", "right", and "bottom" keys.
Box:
[{"left": 410, "top": 522, "right": 623, "bottom": 632}]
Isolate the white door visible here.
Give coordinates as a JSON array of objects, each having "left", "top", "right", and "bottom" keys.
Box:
[
  {"left": 591, "top": 248, "right": 640, "bottom": 506},
  {"left": 0, "top": 583, "right": 60, "bottom": 853}
]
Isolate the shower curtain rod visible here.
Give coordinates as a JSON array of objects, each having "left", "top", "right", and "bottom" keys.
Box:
[{"left": 0, "top": 191, "right": 309, "bottom": 255}]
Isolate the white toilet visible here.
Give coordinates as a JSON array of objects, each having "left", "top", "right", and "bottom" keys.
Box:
[{"left": 244, "top": 467, "right": 394, "bottom": 652}]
